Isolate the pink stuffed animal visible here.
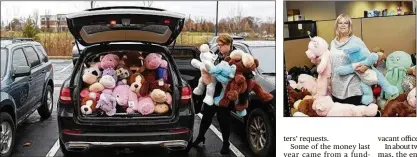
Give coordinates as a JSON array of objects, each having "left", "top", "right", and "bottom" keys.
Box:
[
  {"left": 305, "top": 36, "right": 331, "bottom": 98},
  {"left": 137, "top": 96, "right": 154, "bottom": 115},
  {"left": 112, "top": 85, "right": 139, "bottom": 114},
  {"left": 98, "top": 54, "right": 120, "bottom": 70},
  {"left": 145, "top": 53, "right": 168, "bottom": 70},
  {"left": 313, "top": 96, "right": 378, "bottom": 117},
  {"left": 407, "top": 88, "right": 416, "bottom": 109},
  {"left": 297, "top": 74, "right": 317, "bottom": 95},
  {"left": 81, "top": 88, "right": 101, "bottom": 101}
]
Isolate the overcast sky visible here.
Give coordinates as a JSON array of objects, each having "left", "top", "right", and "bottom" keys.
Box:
[{"left": 1, "top": 1, "right": 276, "bottom": 25}]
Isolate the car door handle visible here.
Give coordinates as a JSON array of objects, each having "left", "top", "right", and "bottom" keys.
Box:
[{"left": 42, "top": 69, "right": 46, "bottom": 73}]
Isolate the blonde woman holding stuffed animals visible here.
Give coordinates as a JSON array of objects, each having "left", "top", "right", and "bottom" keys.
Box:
[
  {"left": 329, "top": 14, "right": 373, "bottom": 106},
  {"left": 192, "top": 34, "right": 236, "bottom": 155}
]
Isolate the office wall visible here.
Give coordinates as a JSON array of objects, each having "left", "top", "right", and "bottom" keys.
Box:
[
  {"left": 285, "top": 15, "right": 416, "bottom": 69},
  {"left": 362, "top": 15, "right": 416, "bottom": 55},
  {"left": 335, "top": 1, "right": 413, "bottom": 18},
  {"left": 284, "top": 38, "right": 312, "bottom": 70},
  {"left": 286, "top": 1, "right": 336, "bottom": 21},
  {"left": 316, "top": 19, "right": 362, "bottom": 44}
]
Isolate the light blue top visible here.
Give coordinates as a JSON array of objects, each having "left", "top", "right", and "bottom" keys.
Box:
[{"left": 330, "top": 35, "right": 371, "bottom": 99}]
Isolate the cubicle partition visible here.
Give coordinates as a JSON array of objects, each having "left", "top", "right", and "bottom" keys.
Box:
[{"left": 284, "top": 15, "right": 416, "bottom": 70}]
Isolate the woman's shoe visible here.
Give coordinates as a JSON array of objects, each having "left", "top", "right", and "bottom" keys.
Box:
[
  {"left": 220, "top": 142, "right": 230, "bottom": 155},
  {"left": 192, "top": 137, "right": 206, "bottom": 147}
]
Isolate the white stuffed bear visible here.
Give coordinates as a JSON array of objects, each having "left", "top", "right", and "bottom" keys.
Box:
[{"left": 190, "top": 44, "right": 218, "bottom": 106}]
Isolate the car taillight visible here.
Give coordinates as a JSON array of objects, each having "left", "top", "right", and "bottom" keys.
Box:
[
  {"left": 164, "top": 19, "right": 170, "bottom": 24},
  {"left": 181, "top": 86, "right": 192, "bottom": 104},
  {"left": 59, "top": 87, "right": 72, "bottom": 104}
]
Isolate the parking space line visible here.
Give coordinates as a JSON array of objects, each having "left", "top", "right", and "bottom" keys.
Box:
[
  {"left": 197, "top": 113, "right": 245, "bottom": 157},
  {"left": 59, "top": 64, "right": 73, "bottom": 73},
  {"left": 45, "top": 139, "right": 60, "bottom": 157}
]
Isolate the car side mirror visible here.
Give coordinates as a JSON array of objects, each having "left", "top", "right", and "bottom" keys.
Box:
[{"left": 13, "top": 66, "right": 31, "bottom": 77}]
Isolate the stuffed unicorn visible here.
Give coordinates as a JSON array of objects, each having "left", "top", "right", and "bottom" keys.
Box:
[
  {"left": 190, "top": 44, "right": 218, "bottom": 106},
  {"left": 305, "top": 32, "right": 331, "bottom": 98}
]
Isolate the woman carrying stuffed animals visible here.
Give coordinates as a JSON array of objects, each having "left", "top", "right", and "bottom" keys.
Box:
[
  {"left": 329, "top": 14, "right": 374, "bottom": 105},
  {"left": 192, "top": 34, "right": 236, "bottom": 154}
]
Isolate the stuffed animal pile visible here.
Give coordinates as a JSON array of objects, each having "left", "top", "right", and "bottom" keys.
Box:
[
  {"left": 194, "top": 45, "right": 274, "bottom": 117},
  {"left": 80, "top": 51, "right": 173, "bottom": 116},
  {"left": 287, "top": 34, "right": 416, "bottom": 117}
]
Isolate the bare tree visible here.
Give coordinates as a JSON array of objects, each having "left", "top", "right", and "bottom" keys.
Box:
[
  {"left": 32, "top": 9, "right": 39, "bottom": 28},
  {"left": 90, "top": 1, "right": 95, "bottom": 8},
  {"left": 1, "top": 20, "right": 5, "bottom": 30},
  {"left": 142, "top": 1, "right": 153, "bottom": 7},
  {"left": 45, "top": 9, "right": 51, "bottom": 32},
  {"left": 227, "top": 4, "right": 243, "bottom": 34}
]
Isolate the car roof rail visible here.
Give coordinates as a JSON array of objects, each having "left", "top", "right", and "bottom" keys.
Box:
[
  {"left": 86, "top": 6, "right": 165, "bottom": 12},
  {"left": 12, "top": 38, "right": 34, "bottom": 42}
]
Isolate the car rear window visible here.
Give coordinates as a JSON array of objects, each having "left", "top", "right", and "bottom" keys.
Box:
[
  {"left": 12, "top": 48, "right": 29, "bottom": 68},
  {"left": 35, "top": 45, "right": 49, "bottom": 62},
  {"left": 170, "top": 48, "right": 195, "bottom": 59},
  {"left": 1, "top": 49, "right": 7, "bottom": 78},
  {"left": 250, "top": 46, "right": 276, "bottom": 74},
  {"left": 23, "top": 46, "right": 41, "bottom": 68},
  {"left": 82, "top": 24, "right": 170, "bottom": 35}
]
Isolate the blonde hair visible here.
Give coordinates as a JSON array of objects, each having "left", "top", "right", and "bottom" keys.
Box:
[
  {"left": 335, "top": 14, "right": 353, "bottom": 41},
  {"left": 216, "top": 34, "right": 233, "bottom": 46}
]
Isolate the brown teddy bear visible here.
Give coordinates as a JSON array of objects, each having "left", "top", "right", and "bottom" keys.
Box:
[
  {"left": 221, "top": 50, "right": 273, "bottom": 113},
  {"left": 218, "top": 57, "right": 248, "bottom": 108},
  {"left": 288, "top": 85, "right": 311, "bottom": 108},
  {"left": 140, "top": 70, "right": 171, "bottom": 96},
  {"left": 80, "top": 97, "right": 97, "bottom": 115},
  {"left": 382, "top": 94, "right": 415, "bottom": 117},
  {"left": 294, "top": 98, "right": 319, "bottom": 117},
  {"left": 118, "top": 51, "right": 146, "bottom": 74}
]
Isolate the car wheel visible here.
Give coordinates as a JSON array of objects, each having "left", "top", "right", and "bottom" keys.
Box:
[
  {"left": 246, "top": 108, "right": 274, "bottom": 157},
  {"left": 0, "top": 112, "right": 15, "bottom": 157},
  {"left": 37, "top": 85, "right": 53, "bottom": 119},
  {"left": 59, "top": 140, "right": 83, "bottom": 157}
]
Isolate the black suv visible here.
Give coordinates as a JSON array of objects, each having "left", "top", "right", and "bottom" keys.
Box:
[
  {"left": 0, "top": 38, "right": 54, "bottom": 157},
  {"left": 57, "top": 6, "right": 195, "bottom": 156}
]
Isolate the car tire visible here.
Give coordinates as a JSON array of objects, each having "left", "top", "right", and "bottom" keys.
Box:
[
  {"left": 0, "top": 112, "right": 16, "bottom": 157},
  {"left": 37, "top": 85, "right": 53, "bottom": 119},
  {"left": 246, "top": 108, "right": 274, "bottom": 157}
]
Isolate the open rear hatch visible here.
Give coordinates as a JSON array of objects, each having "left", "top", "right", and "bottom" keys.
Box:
[
  {"left": 66, "top": 6, "right": 185, "bottom": 47},
  {"left": 65, "top": 6, "right": 186, "bottom": 125}
]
